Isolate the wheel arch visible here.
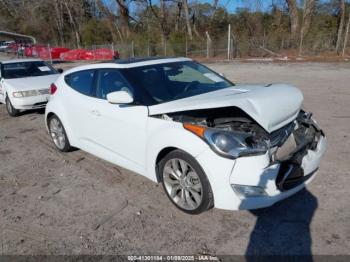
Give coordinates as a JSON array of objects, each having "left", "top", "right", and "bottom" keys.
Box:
[
  {"left": 145, "top": 127, "right": 209, "bottom": 183},
  {"left": 155, "top": 147, "right": 178, "bottom": 182},
  {"left": 46, "top": 112, "right": 55, "bottom": 124},
  {"left": 46, "top": 110, "right": 76, "bottom": 147}
]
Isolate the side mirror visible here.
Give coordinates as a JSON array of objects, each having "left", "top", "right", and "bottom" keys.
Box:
[
  {"left": 107, "top": 91, "right": 134, "bottom": 104},
  {"left": 57, "top": 68, "right": 63, "bottom": 74}
]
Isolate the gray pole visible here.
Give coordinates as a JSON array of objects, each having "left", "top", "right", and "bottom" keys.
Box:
[
  {"left": 48, "top": 43, "right": 52, "bottom": 64},
  {"left": 131, "top": 41, "right": 135, "bottom": 57},
  {"left": 206, "top": 32, "right": 209, "bottom": 58},
  {"left": 227, "top": 24, "right": 231, "bottom": 60},
  {"left": 205, "top": 31, "right": 211, "bottom": 58}
]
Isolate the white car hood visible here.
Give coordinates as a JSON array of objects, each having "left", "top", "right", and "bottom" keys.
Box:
[
  {"left": 148, "top": 84, "right": 303, "bottom": 133},
  {"left": 5, "top": 74, "right": 59, "bottom": 91}
]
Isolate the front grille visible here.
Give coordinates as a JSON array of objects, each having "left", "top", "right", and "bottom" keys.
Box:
[{"left": 33, "top": 102, "right": 47, "bottom": 107}]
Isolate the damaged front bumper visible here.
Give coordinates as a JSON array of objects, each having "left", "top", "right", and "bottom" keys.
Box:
[{"left": 195, "top": 112, "right": 326, "bottom": 211}]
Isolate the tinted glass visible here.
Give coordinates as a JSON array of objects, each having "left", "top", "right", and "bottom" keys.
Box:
[
  {"left": 2, "top": 61, "right": 57, "bottom": 79},
  {"left": 121, "top": 61, "right": 233, "bottom": 105},
  {"left": 65, "top": 70, "right": 94, "bottom": 96},
  {"left": 96, "top": 69, "right": 133, "bottom": 99}
]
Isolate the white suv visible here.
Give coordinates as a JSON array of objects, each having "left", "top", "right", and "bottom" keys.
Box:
[{"left": 45, "top": 57, "right": 326, "bottom": 214}]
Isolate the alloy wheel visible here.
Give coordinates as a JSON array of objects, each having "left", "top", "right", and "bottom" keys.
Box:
[
  {"left": 162, "top": 158, "right": 203, "bottom": 210},
  {"left": 49, "top": 118, "right": 66, "bottom": 150}
]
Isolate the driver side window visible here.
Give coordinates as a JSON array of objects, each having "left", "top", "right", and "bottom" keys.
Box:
[{"left": 96, "top": 69, "right": 133, "bottom": 99}]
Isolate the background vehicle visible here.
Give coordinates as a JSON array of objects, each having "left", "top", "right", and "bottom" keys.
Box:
[
  {"left": 0, "top": 59, "right": 60, "bottom": 116},
  {"left": 45, "top": 57, "right": 326, "bottom": 214},
  {"left": 0, "top": 41, "right": 15, "bottom": 52}
]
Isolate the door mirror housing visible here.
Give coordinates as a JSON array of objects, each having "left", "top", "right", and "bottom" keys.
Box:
[
  {"left": 107, "top": 91, "right": 134, "bottom": 104},
  {"left": 57, "top": 68, "right": 64, "bottom": 74}
]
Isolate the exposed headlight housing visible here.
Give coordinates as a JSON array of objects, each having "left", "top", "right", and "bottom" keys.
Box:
[
  {"left": 231, "top": 184, "right": 267, "bottom": 197},
  {"left": 184, "top": 123, "right": 268, "bottom": 159}
]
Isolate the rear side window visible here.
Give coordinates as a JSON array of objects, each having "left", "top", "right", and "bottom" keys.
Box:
[{"left": 65, "top": 70, "right": 94, "bottom": 96}]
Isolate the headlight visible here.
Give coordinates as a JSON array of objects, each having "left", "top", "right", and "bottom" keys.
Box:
[
  {"left": 12, "top": 92, "right": 24, "bottom": 98},
  {"left": 12, "top": 90, "right": 41, "bottom": 98},
  {"left": 184, "top": 123, "right": 268, "bottom": 159}
]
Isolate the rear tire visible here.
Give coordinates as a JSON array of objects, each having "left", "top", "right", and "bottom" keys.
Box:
[
  {"left": 48, "top": 115, "right": 72, "bottom": 152},
  {"left": 159, "top": 149, "right": 214, "bottom": 215},
  {"left": 5, "top": 97, "right": 20, "bottom": 117}
]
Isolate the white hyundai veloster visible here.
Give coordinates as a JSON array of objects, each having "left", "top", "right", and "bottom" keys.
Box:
[{"left": 45, "top": 57, "right": 326, "bottom": 214}]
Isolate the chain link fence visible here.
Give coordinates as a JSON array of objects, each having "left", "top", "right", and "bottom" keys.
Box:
[{"left": 15, "top": 29, "right": 350, "bottom": 63}]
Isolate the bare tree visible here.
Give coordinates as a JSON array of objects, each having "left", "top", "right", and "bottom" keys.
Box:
[
  {"left": 342, "top": 8, "right": 350, "bottom": 57},
  {"left": 212, "top": 0, "right": 219, "bottom": 18},
  {"left": 299, "top": 0, "right": 316, "bottom": 56},
  {"left": 0, "top": 0, "right": 17, "bottom": 18},
  {"left": 148, "top": 0, "right": 169, "bottom": 52},
  {"left": 183, "top": 0, "right": 193, "bottom": 40},
  {"left": 174, "top": 1, "right": 182, "bottom": 31},
  {"left": 96, "top": 0, "right": 123, "bottom": 41},
  {"left": 116, "top": 0, "right": 130, "bottom": 39},
  {"left": 336, "top": 0, "right": 345, "bottom": 54},
  {"left": 159, "top": 0, "right": 167, "bottom": 51},
  {"left": 53, "top": 0, "right": 65, "bottom": 45},
  {"left": 286, "top": 0, "right": 299, "bottom": 45},
  {"left": 62, "top": 0, "right": 82, "bottom": 48}
]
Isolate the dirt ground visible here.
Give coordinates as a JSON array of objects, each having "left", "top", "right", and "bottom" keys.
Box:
[{"left": 0, "top": 59, "right": 350, "bottom": 256}]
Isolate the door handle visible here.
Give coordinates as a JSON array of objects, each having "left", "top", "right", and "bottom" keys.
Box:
[{"left": 90, "top": 110, "right": 101, "bottom": 116}]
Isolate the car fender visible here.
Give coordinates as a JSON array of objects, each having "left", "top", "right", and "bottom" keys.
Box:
[
  {"left": 145, "top": 121, "right": 209, "bottom": 182},
  {"left": 2, "top": 82, "right": 10, "bottom": 98}
]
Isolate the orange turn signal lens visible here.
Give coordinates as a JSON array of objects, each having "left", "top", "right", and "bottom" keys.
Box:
[{"left": 183, "top": 123, "right": 206, "bottom": 138}]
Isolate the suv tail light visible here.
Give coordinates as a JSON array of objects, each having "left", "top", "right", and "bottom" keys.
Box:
[{"left": 50, "top": 83, "right": 57, "bottom": 95}]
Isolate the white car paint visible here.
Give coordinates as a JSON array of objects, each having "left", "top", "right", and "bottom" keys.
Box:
[
  {"left": 0, "top": 59, "right": 59, "bottom": 111},
  {"left": 45, "top": 57, "right": 326, "bottom": 211}
]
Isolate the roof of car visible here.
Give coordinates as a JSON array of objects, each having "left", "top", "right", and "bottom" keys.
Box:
[
  {"left": 62, "top": 57, "right": 192, "bottom": 75},
  {"left": 103, "top": 57, "right": 192, "bottom": 68},
  {"left": 0, "top": 58, "right": 42, "bottom": 64},
  {"left": 108, "top": 56, "right": 186, "bottom": 64}
]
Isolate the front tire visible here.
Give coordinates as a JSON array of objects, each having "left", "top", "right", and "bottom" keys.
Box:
[
  {"left": 159, "top": 149, "right": 214, "bottom": 215},
  {"left": 6, "top": 97, "right": 20, "bottom": 117},
  {"left": 48, "top": 115, "right": 72, "bottom": 152}
]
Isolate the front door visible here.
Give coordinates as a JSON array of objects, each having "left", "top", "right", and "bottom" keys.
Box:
[{"left": 87, "top": 68, "right": 148, "bottom": 174}]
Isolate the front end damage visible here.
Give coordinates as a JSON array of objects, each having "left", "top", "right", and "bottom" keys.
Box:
[
  {"left": 153, "top": 106, "right": 326, "bottom": 210},
  {"left": 273, "top": 111, "right": 325, "bottom": 191}
]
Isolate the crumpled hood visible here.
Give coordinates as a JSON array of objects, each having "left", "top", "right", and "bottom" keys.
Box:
[
  {"left": 5, "top": 74, "right": 59, "bottom": 91},
  {"left": 149, "top": 84, "right": 303, "bottom": 133}
]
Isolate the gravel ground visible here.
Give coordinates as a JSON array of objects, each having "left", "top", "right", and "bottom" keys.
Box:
[{"left": 0, "top": 60, "right": 349, "bottom": 256}]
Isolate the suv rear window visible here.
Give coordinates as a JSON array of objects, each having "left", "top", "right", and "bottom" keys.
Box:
[{"left": 65, "top": 70, "right": 95, "bottom": 96}]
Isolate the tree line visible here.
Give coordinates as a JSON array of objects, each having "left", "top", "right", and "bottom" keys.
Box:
[{"left": 0, "top": 0, "right": 349, "bottom": 57}]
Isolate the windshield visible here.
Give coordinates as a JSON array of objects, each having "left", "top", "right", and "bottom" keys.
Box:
[
  {"left": 1, "top": 61, "right": 57, "bottom": 79},
  {"left": 121, "top": 61, "right": 234, "bottom": 105}
]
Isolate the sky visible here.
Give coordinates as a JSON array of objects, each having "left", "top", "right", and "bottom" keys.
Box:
[
  {"left": 104, "top": 0, "right": 331, "bottom": 16},
  {"left": 103, "top": 0, "right": 275, "bottom": 14}
]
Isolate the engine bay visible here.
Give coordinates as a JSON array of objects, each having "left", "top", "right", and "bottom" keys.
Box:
[{"left": 154, "top": 106, "right": 323, "bottom": 163}]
